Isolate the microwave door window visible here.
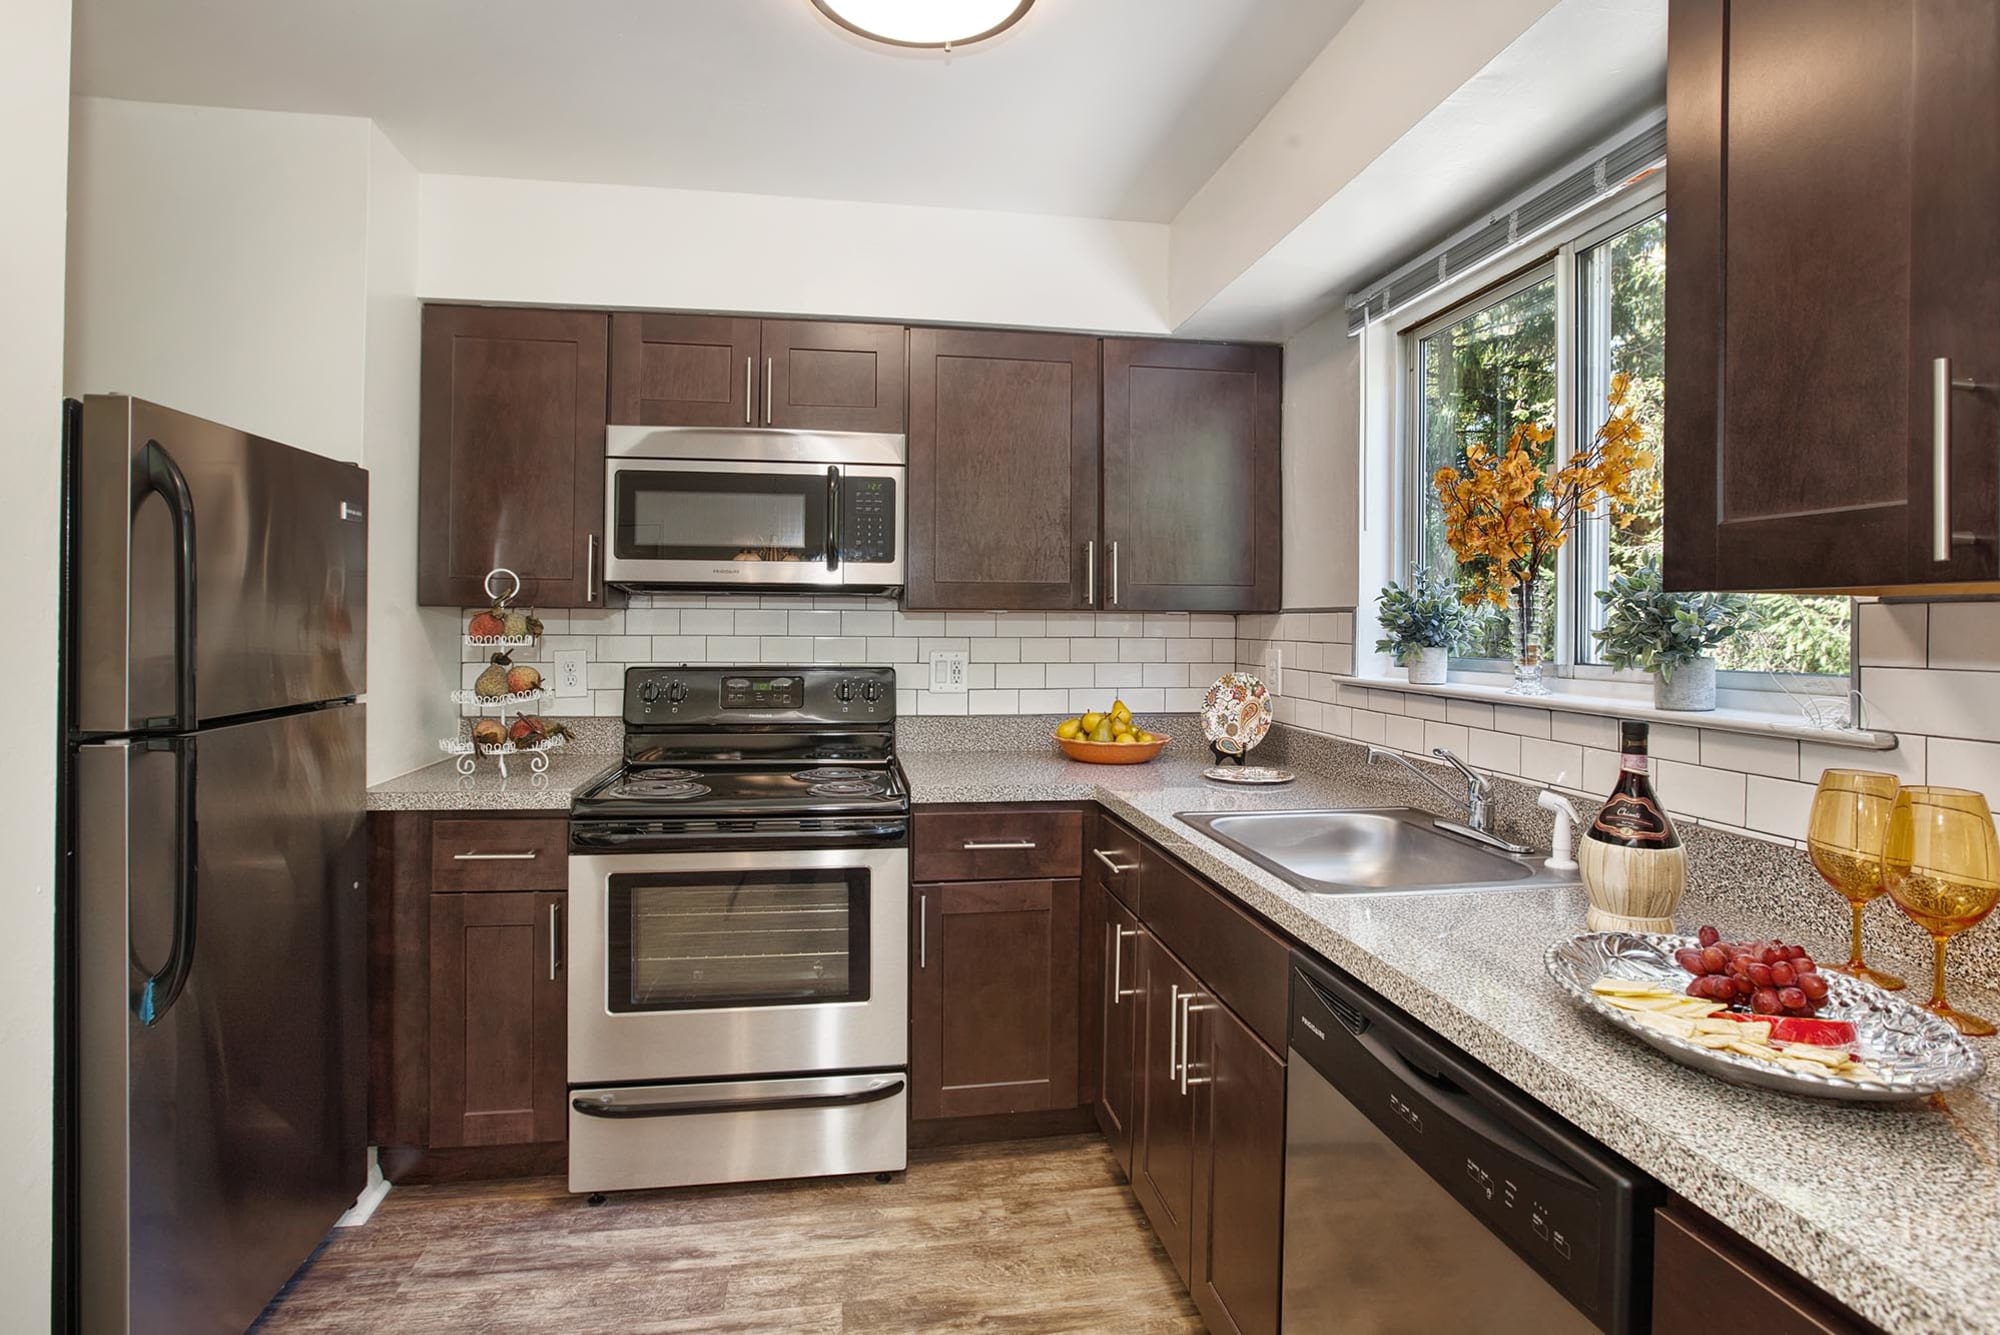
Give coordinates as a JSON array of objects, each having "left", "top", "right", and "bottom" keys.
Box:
[
  {"left": 607, "top": 869, "right": 872, "bottom": 1013},
  {"left": 614, "top": 471, "right": 829, "bottom": 563}
]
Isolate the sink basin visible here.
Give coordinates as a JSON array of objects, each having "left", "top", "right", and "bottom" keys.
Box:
[{"left": 1176, "top": 807, "right": 1578, "bottom": 897}]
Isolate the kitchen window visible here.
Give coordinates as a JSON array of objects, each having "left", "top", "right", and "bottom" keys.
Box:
[{"left": 1402, "top": 196, "right": 1853, "bottom": 698}]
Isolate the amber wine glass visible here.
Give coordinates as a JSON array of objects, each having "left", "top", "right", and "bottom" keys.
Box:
[
  {"left": 1884, "top": 786, "right": 2000, "bottom": 1037},
  {"left": 1805, "top": 769, "right": 1906, "bottom": 989}
]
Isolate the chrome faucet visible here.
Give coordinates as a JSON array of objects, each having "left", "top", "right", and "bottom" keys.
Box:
[{"left": 1366, "top": 745, "right": 1532, "bottom": 855}]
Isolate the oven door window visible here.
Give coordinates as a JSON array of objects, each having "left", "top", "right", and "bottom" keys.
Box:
[
  {"left": 613, "top": 468, "right": 830, "bottom": 564},
  {"left": 606, "top": 869, "right": 870, "bottom": 1012}
]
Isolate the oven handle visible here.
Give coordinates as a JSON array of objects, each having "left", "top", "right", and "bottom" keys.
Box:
[{"left": 571, "top": 1079, "right": 905, "bottom": 1120}]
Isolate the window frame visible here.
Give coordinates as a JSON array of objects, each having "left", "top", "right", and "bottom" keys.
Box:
[{"left": 1393, "top": 179, "right": 1852, "bottom": 702}]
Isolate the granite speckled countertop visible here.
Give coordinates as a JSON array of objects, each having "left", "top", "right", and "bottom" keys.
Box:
[
  {"left": 901, "top": 743, "right": 2000, "bottom": 1335},
  {"left": 369, "top": 724, "right": 2000, "bottom": 1332}
]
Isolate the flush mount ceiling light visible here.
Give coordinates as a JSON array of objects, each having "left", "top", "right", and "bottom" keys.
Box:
[{"left": 811, "top": 0, "right": 1035, "bottom": 50}]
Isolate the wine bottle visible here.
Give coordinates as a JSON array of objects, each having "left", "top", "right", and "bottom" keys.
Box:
[{"left": 1579, "top": 722, "right": 1687, "bottom": 931}]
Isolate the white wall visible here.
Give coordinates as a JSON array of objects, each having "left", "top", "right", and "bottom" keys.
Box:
[
  {"left": 65, "top": 97, "right": 459, "bottom": 782},
  {"left": 418, "top": 173, "right": 1172, "bottom": 334},
  {"left": 2, "top": 0, "right": 71, "bottom": 1318},
  {"left": 363, "top": 127, "right": 459, "bottom": 781},
  {"left": 65, "top": 98, "right": 372, "bottom": 463},
  {"left": 1280, "top": 310, "right": 1362, "bottom": 609}
]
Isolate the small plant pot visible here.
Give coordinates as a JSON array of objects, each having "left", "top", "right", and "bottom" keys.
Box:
[
  {"left": 1406, "top": 646, "right": 1449, "bottom": 685},
  {"left": 1654, "top": 656, "right": 1717, "bottom": 711}
]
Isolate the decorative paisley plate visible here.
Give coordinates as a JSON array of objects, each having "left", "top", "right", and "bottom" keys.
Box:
[
  {"left": 1202, "top": 765, "right": 1296, "bottom": 785},
  {"left": 1546, "top": 932, "right": 1985, "bottom": 1102},
  {"left": 1201, "top": 673, "right": 1273, "bottom": 756}
]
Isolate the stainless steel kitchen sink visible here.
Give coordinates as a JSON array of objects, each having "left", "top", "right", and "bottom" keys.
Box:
[{"left": 1176, "top": 807, "right": 1579, "bottom": 897}]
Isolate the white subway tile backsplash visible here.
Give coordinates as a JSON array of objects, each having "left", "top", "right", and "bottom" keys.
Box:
[
  {"left": 1119, "top": 637, "right": 1165, "bottom": 663},
  {"left": 1404, "top": 695, "right": 1450, "bottom": 722},
  {"left": 813, "top": 637, "right": 868, "bottom": 663},
  {"left": 919, "top": 637, "right": 969, "bottom": 659},
  {"left": 623, "top": 609, "right": 681, "bottom": 635},
  {"left": 968, "top": 689, "right": 1019, "bottom": 714},
  {"left": 1469, "top": 729, "right": 1521, "bottom": 775},
  {"left": 1095, "top": 613, "right": 1144, "bottom": 637},
  {"left": 1167, "top": 638, "right": 1211, "bottom": 663},
  {"left": 867, "top": 637, "right": 918, "bottom": 661},
  {"left": 1520, "top": 738, "right": 1585, "bottom": 787},
  {"left": 917, "top": 691, "right": 969, "bottom": 715},
  {"left": 1860, "top": 667, "right": 2000, "bottom": 742},
  {"left": 1096, "top": 663, "right": 1144, "bottom": 689},
  {"left": 1190, "top": 615, "right": 1235, "bottom": 638},
  {"left": 650, "top": 635, "right": 705, "bottom": 662},
  {"left": 841, "top": 610, "right": 895, "bottom": 637},
  {"left": 1926, "top": 601, "right": 2000, "bottom": 671},
  {"left": 1549, "top": 713, "right": 1618, "bottom": 750},
  {"left": 1044, "top": 614, "right": 1095, "bottom": 636},
  {"left": 944, "top": 613, "right": 996, "bottom": 637},
  {"left": 1045, "top": 663, "right": 1094, "bottom": 688},
  {"left": 1926, "top": 737, "right": 2000, "bottom": 799},
  {"left": 1649, "top": 724, "right": 1702, "bottom": 763},
  {"left": 706, "top": 635, "right": 759, "bottom": 661},
  {"left": 1745, "top": 775, "right": 1816, "bottom": 838},
  {"left": 1142, "top": 662, "right": 1189, "bottom": 688},
  {"left": 1022, "top": 637, "right": 1071, "bottom": 662},
  {"left": 995, "top": 663, "right": 1045, "bottom": 689},
  {"left": 969, "top": 638, "right": 1021, "bottom": 663},
  {"left": 680, "top": 609, "right": 733, "bottom": 635},
  {"left": 1492, "top": 705, "right": 1552, "bottom": 738},
  {"left": 1857, "top": 601, "right": 1928, "bottom": 668},
  {"left": 993, "top": 612, "right": 1048, "bottom": 636},
  {"left": 1071, "top": 638, "right": 1118, "bottom": 663},
  {"left": 1020, "top": 689, "right": 1070, "bottom": 713},
  {"left": 758, "top": 636, "right": 812, "bottom": 661},
  {"left": 1348, "top": 709, "right": 1388, "bottom": 744},
  {"left": 789, "top": 610, "right": 844, "bottom": 636},
  {"left": 1144, "top": 614, "right": 1189, "bottom": 638},
  {"left": 1165, "top": 688, "right": 1207, "bottom": 712},
  {"left": 1384, "top": 714, "right": 1426, "bottom": 752},
  {"left": 1424, "top": 722, "right": 1470, "bottom": 757},
  {"left": 1698, "top": 730, "right": 1799, "bottom": 780},
  {"left": 1654, "top": 759, "right": 1747, "bottom": 825},
  {"left": 732, "top": 609, "right": 790, "bottom": 635},
  {"left": 594, "top": 635, "right": 650, "bottom": 660},
  {"left": 1802, "top": 736, "right": 1925, "bottom": 785}
]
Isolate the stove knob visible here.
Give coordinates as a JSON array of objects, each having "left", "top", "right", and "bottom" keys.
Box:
[
  {"left": 835, "top": 679, "right": 857, "bottom": 704},
  {"left": 639, "top": 679, "right": 662, "bottom": 706},
  {"left": 862, "top": 679, "right": 884, "bottom": 704},
  {"left": 667, "top": 679, "right": 690, "bottom": 705}
]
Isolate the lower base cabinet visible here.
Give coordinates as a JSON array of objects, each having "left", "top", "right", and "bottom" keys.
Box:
[
  {"left": 1133, "top": 935, "right": 1202, "bottom": 1281},
  {"left": 911, "top": 879, "right": 1080, "bottom": 1118},
  {"left": 1093, "top": 882, "right": 1143, "bottom": 1177},
  {"left": 427, "top": 890, "right": 568, "bottom": 1148},
  {"left": 1653, "top": 1205, "right": 1875, "bottom": 1334}
]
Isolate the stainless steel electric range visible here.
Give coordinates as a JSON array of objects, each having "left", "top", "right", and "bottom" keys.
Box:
[{"left": 566, "top": 664, "right": 909, "bottom": 1196}]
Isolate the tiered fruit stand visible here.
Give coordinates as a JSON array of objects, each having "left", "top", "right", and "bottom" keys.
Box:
[{"left": 437, "top": 568, "right": 569, "bottom": 777}]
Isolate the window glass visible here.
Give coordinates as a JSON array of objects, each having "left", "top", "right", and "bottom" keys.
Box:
[{"left": 1415, "top": 274, "right": 1558, "bottom": 660}]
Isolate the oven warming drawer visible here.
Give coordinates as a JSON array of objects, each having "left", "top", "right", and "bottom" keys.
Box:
[{"left": 568, "top": 1072, "right": 908, "bottom": 1193}]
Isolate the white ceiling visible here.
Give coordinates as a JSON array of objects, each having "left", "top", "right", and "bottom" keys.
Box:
[{"left": 71, "top": 0, "right": 1364, "bottom": 222}]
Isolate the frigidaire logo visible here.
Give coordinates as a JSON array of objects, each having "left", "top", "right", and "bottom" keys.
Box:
[{"left": 1301, "top": 1016, "right": 1326, "bottom": 1041}]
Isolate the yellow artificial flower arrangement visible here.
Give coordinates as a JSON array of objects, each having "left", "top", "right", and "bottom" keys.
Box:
[{"left": 1431, "top": 372, "right": 1655, "bottom": 610}]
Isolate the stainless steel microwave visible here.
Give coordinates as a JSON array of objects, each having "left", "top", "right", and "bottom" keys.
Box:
[{"left": 603, "top": 426, "right": 905, "bottom": 592}]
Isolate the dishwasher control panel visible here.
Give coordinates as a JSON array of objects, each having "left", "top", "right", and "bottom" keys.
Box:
[{"left": 1287, "top": 957, "right": 1656, "bottom": 1334}]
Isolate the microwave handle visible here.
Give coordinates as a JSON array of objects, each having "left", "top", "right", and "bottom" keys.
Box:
[{"left": 826, "top": 465, "right": 841, "bottom": 572}]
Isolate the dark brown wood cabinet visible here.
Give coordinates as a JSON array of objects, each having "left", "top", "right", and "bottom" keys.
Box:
[
  {"left": 906, "top": 327, "right": 1101, "bottom": 609},
  {"left": 1092, "top": 881, "right": 1143, "bottom": 1178},
  {"left": 1664, "top": 0, "right": 2000, "bottom": 592},
  {"left": 1653, "top": 1205, "right": 1876, "bottom": 1334},
  {"left": 1132, "top": 933, "right": 1202, "bottom": 1282},
  {"left": 418, "top": 305, "right": 609, "bottom": 607},
  {"left": 611, "top": 314, "right": 905, "bottom": 432},
  {"left": 911, "top": 878, "right": 1080, "bottom": 1119},
  {"left": 427, "top": 890, "right": 567, "bottom": 1148},
  {"left": 1102, "top": 339, "right": 1282, "bottom": 612},
  {"left": 1189, "top": 995, "right": 1286, "bottom": 1335}
]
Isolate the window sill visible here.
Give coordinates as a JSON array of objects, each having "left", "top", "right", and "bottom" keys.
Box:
[{"left": 1335, "top": 673, "right": 1897, "bottom": 751}]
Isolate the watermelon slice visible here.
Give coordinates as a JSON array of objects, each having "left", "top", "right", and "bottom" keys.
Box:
[{"left": 1715, "top": 1012, "right": 1857, "bottom": 1051}]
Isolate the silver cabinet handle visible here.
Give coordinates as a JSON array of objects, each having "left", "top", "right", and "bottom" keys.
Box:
[
  {"left": 962, "top": 839, "right": 1036, "bottom": 850},
  {"left": 1092, "top": 848, "right": 1135, "bottom": 875},
  {"left": 548, "top": 901, "right": 561, "bottom": 981},
  {"left": 1932, "top": 356, "right": 1988, "bottom": 561},
  {"left": 587, "top": 533, "right": 598, "bottom": 602},
  {"left": 1181, "top": 997, "right": 1212, "bottom": 1095},
  {"left": 1110, "top": 540, "right": 1120, "bottom": 605},
  {"left": 1167, "top": 982, "right": 1181, "bottom": 1080},
  {"left": 1110, "top": 924, "right": 1139, "bottom": 1002},
  {"left": 453, "top": 850, "right": 538, "bottom": 861},
  {"left": 745, "top": 355, "right": 754, "bottom": 425},
  {"left": 766, "top": 356, "right": 774, "bottom": 423},
  {"left": 919, "top": 891, "right": 928, "bottom": 969},
  {"left": 1085, "top": 539, "right": 1096, "bottom": 605}
]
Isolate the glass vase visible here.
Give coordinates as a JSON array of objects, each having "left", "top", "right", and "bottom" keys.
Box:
[{"left": 1508, "top": 581, "right": 1551, "bottom": 697}]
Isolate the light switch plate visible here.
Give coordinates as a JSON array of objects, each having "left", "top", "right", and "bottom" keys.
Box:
[
  {"left": 1264, "top": 645, "right": 1282, "bottom": 695},
  {"left": 929, "top": 651, "right": 968, "bottom": 694},
  {"left": 554, "top": 649, "right": 588, "bottom": 698}
]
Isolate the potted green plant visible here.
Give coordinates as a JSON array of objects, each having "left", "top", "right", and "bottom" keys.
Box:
[
  {"left": 1591, "top": 563, "right": 1758, "bottom": 711},
  {"left": 1374, "top": 568, "right": 1468, "bottom": 685}
]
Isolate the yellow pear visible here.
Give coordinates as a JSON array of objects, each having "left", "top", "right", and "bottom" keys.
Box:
[{"left": 1056, "top": 718, "right": 1083, "bottom": 740}]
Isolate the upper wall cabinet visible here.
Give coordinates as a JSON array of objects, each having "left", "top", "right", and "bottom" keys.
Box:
[
  {"left": 419, "top": 305, "right": 609, "bottom": 607},
  {"left": 906, "top": 327, "right": 1101, "bottom": 609},
  {"left": 1102, "top": 340, "right": 1282, "bottom": 612},
  {"left": 609, "top": 314, "right": 906, "bottom": 433},
  {"left": 1664, "top": 0, "right": 2000, "bottom": 592}
]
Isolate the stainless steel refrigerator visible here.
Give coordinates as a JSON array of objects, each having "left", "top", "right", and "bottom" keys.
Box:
[{"left": 61, "top": 397, "right": 369, "bottom": 1334}]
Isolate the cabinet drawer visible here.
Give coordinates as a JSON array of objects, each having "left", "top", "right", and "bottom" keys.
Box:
[
  {"left": 1653, "top": 1205, "right": 1870, "bottom": 1335},
  {"left": 430, "top": 818, "right": 568, "bottom": 891},
  {"left": 1087, "top": 813, "right": 1144, "bottom": 913},
  {"left": 1140, "top": 844, "right": 1288, "bottom": 1051},
  {"left": 913, "top": 807, "right": 1083, "bottom": 882}
]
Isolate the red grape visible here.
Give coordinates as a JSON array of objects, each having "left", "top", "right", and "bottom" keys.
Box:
[
  {"left": 1752, "top": 988, "right": 1782, "bottom": 1015},
  {"left": 1794, "top": 958, "right": 1817, "bottom": 974},
  {"left": 1701, "top": 946, "right": 1728, "bottom": 974},
  {"left": 1798, "top": 972, "right": 1830, "bottom": 1001},
  {"left": 1771, "top": 961, "right": 1796, "bottom": 987},
  {"left": 1675, "top": 947, "right": 1707, "bottom": 974},
  {"left": 1761, "top": 945, "right": 1783, "bottom": 966},
  {"left": 1779, "top": 986, "right": 1808, "bottom": 1012},
  {"left": 1698, "top": 925, "right": 1721, "bottom": 948},
  {"left": 1747, "top": 962, "right": 1773, "bottom": 988}
]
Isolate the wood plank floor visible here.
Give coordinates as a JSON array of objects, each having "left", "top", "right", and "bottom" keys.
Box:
[{"left": 256, "top": 1135, "right": 1203, "bottom": 1333}]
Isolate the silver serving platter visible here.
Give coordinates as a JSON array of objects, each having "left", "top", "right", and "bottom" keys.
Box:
[
  {"left": 1201, "top": 765, "right": 1296, "bottom": 785},
  {"left": 1546, "top": 931, "right": 1986, "bottom": 1102}
]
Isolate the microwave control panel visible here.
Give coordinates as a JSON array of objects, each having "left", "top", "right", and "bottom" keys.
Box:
[{"left": 842, "top": 476, "right": 897, "bottom": 564}]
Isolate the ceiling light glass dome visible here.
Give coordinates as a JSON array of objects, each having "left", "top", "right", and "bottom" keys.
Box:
[{"left": 811, "top": 0, "right": 1035, "bottom": 49}]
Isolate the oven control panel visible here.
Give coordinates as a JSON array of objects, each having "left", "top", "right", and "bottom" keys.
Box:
[{"left": 626, "top": 665, "right": 896, "bottom": 724}]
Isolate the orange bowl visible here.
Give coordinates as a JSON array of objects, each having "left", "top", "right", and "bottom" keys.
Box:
[{"left": 1055, "top": 734, "right": 1170, "bottom": 765}]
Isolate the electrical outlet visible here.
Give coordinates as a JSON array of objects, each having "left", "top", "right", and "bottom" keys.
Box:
[
  {"left": 929, "top": 651, "right": 968, "bottom": 694},
  {"left": 554, "top": 649, "right": 588, "bottom": 698},
  {"left": 1264, "top": 645, "right": 1283, "bottom": 695}
]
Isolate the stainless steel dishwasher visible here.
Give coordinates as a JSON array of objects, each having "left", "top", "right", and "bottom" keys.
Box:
[{"left": 1283, "top": 954, "right": 1655, "bottom": 1334}]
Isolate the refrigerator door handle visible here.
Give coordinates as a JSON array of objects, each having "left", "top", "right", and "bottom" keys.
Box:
[
  {"left": 133, "top": 735, "right": 199, "bottom": 1026},
  {"left": 134, "top": 438, "right": 199, "bottom": 732}
]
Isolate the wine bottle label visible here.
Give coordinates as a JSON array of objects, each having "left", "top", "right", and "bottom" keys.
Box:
[{"left": 1592, "top": 792, "right": 1678, "bottom": 846}]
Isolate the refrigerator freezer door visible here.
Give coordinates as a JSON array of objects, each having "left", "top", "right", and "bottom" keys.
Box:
[
  {"left": 76, "top": 705, "right": 367, "bottom": 1335},
  {"left": 74, "top": 396, "right": 368, "bottom": 733}
]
